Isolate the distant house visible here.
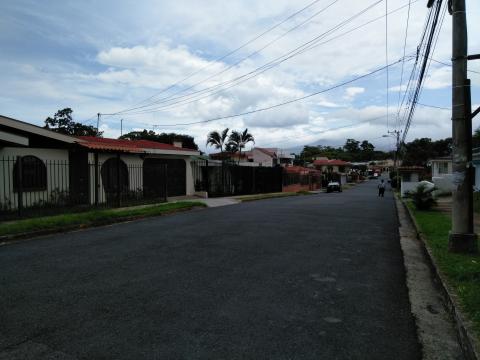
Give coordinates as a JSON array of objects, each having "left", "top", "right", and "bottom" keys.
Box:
[
  {"left": 398, "top": 166, "right": 425, "bottom": 197},
  {"left": 282, "top": 166, "right": 321, "bottom": 192},
  {"left": 430, "top": 156, "right": 453, "bottom": 194},
  {"left": 209, "top": 147, "right": 294, "bottom": 167},
  {"left": 312, "top": 158, "right": 351, "bottom": 184},
  {"left": 0, "top": 115, "right": 199, "bottom": 213}
]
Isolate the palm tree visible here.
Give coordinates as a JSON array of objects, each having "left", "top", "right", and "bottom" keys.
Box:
[
  {"left": 206, "top": 128, "right": 229, "bottom": 158},
  {"left": 228, "top": 128, "right": 255, "bottom": 163}
]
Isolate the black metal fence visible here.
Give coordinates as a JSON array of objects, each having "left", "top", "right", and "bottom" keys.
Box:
[
  {"left": 0, "top": 156, "right": 167, "bottom": 220},
  {"left": 191, "top": 160, "right": 283, "bottom": 197}
]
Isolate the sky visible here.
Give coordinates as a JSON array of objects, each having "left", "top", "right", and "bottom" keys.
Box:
[{"left": 1, "top": 0, "right": 480, "bottom": 153}]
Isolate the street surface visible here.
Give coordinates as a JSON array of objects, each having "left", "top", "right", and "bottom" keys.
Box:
[{"left": 0, "top": 180, "right": 421, "bottom": 359}]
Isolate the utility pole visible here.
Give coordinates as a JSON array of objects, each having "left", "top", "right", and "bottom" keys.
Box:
[
  {"left": 96, "top": 113, "right": 101, "bottom": 135},
  {"left": 388, "top": 130, "right": 401, "bottom": 188},
  {"left": 449, "top": 0, "right": 477, "bottom": 253},
  {"left": 120, "top": 119, "right": 123, "bottom": 137}
]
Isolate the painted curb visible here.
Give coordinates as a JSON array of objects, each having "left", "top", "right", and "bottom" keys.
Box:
[{"left": 400, "top": 199, "right": 480, "bottom": 360}]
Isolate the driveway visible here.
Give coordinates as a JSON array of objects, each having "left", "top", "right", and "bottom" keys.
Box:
[{"left": 0, "top": 181, "right": 420, "bottom": 359}]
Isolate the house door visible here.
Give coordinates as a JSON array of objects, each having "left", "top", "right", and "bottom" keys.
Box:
[{"left": 69, "top": 150, "right": 89, "bottom": 204}]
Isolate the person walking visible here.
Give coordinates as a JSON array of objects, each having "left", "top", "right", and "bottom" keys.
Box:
[{"left": 378, "top": 179, "right": 386, "bottom": 197}]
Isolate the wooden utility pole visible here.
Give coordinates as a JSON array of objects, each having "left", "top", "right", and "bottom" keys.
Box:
[{"left": 449, "top": 0, "right": 477, "bottom": 252}]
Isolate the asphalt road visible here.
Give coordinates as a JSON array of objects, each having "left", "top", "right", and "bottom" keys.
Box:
[{"left": 0, "top": 180, "right": 421, "bottom": 360}]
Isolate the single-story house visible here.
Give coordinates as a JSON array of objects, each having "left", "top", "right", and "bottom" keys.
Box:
[
  {"left": 209, "top": 147, "right": 294, "bottom": 167},
  {"left": 0, "top": 115, "right": 199, "bottom": 212},
  {"left": 398, "top": 166, "right": 425, "bottom": 197},
  {"left": 430, "top": 156, "right": 453, "bottom": 194}
]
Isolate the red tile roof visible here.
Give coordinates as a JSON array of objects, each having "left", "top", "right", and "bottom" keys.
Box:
[
  {"left": 284, "top": 166, "right": 320, "bottom": 174},
  {"left": 76, "top": 136, "right": 197, "bottom": 153},
  {"left": 313, "top": 159, "right": 351, "bottom": 166}
]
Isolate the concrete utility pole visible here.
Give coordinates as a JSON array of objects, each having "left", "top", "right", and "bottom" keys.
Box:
[
  {"left": 383, "top": 130, "right": 401, "bottom": 187},
  {"left": 96, "top": 113, "right": 101, "bottom": 134},
  {"left": 449, "top": 0, "right": 477, "bottom": 252},
  {"left": 388, "top": 130, "right": 401, "bottom": 188}
]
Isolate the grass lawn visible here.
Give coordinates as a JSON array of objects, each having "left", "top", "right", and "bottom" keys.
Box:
[
  {"left": 0, "top": 201, "right": 206, "bottom": 238},
  {"left": 407, "top": 202, "right": 480, "bottom": 336},
  {"left": 235, "top": 191, "right": 312, "bottom": 202}
]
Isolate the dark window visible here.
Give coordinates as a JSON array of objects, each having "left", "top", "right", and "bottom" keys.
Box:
[{"left": 13, "top": 156, "right": 47, "bottom": 191}]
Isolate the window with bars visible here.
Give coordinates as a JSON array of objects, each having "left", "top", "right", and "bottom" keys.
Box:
[{"left": 13, "top": 156, "right": 47, "bottom": 191}]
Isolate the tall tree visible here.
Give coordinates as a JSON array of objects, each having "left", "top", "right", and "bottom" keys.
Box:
[
  {"left": 359, "top": 140, "right": 375, "bottom": 161},
  {"left": 228, "top": 128, "right": 255, "bottom": 161},
  {"left": 206, "top": 128, "right": 230, "bottom": 155},
  {"left": 343, "top": 139, "right": 360, "bottom": 155},
  {"left": 120, "top": 130, "right": 198, "bottom": 150},
  {"left": 44, "top": 108, "right": 102, "bottom": 136}
]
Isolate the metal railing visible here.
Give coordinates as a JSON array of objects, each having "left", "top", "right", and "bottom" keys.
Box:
[{"left": 0, "top": 156, "right": 167, "bottom": 220}]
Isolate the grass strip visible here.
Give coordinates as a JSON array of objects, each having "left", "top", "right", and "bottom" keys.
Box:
[
  {"left": 407, "top": 202, "right": 480, "bottom": 336},
  {"left": 0, "top": 201, "right": 206, "bottom": 237}
]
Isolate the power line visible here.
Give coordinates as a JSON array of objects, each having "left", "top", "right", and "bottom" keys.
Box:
[
  {"left": 428, "top": 57, "right": 480, "bottom": 75},
  {"left": 396, "top": 3, "right": 435, "bottom": 130},
  {"left": 104, "top": 0, "right": 384, "bottom": 117},
  {"left": 385, "top": 0, "right": 389, "bottom": 129},
  {"left": 146, "top": 57, "right": 406, "bottom": 128},
  {"left": 396, "top": 0, "right": 411, "bottom": 116},
  {"left": 108, "top": 0, "right": 418, "bottom": 119},
  {"left": 401, "top": 0, "right": 445, "bottom": 143},
  {"left": 106, "top": 0, "right": 339, "bottom": 116},
  {"left": 259, "top": 115, "right": 387, "bottom": 148},
  {"left": 417, "top": 102, "right": 450, "bottom": 110}
]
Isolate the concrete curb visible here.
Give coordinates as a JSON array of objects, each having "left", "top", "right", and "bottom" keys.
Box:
[{"left": 400, "top": 199, "right": 480, "bottom": 360}]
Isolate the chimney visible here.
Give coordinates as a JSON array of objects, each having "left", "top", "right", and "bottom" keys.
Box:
[{"left": 173, "top": 141, "right": 183, "bottom": 148}]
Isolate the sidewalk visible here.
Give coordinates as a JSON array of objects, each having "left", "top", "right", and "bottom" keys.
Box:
[{"left": 168, "top": 195, "right": 240, "bottom": 208}]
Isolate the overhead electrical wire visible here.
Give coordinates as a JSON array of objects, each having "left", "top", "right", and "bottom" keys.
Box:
[
  {"left": 385, "top": 0, "right": 389, "bottom": 129},
  {"left": 396, "top": 0, "right": 411, "bottom": 118},
  {"left": 105, "top": 0, "right": 383, "bottom": 117},
  {"left": 400, "top": 0, "right": 445, "bottom": 143},
  {"left": 105, "top": 0, "right": 341, "bottom": 116},
  {"left": 128, "top": 0, "right": 327, "bottom": 109},
  {"left": 139, "top": 57, "right": 408, "bottom": 128},
  {"left": 105, "top": 0, "right": 418, "bottom": 118},
  {"left": 395, "top": 3, "right": 435, "bottom": 130}
]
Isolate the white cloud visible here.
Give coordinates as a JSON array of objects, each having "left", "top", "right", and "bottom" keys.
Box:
[
  {"left": 1, "top": 0, "right": 480, "bottom": 152},
  {"left": 343, "top": 87, "right": 365, "bottom": 100}
]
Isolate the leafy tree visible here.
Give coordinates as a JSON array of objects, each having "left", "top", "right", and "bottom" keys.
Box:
[
  {"left": 206, "top": 128, "right": 230, "bottom": 154},
  {"left": 44, "top": 108, "right": 102, "bottom": 136},
  {"left": 401, "top": 137, "right": 452, "bottom": 167},
  {"left": 359, "top": 140, "right": 374, "bottom": 160},
  {"left": 120, "top": 130, "right": 198, "bottom": 150},
  {"left": 228, "top": 128, "right": 254, "bottom": 160},
  {"left": 343, "top": 139, "right": 360, "bottom": 154}
]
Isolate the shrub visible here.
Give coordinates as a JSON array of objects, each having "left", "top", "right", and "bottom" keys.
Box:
[{"left": 407, "top": 183, "right": 437, "bottom": 210}]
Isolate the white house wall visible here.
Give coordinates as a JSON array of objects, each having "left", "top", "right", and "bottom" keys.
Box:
[
  {"left": 87, "top": 153, "right": 195, "bottom": 204},
  {"left": 251, "top": 149, "right": 273, "bottom": 167},
  {"left": 0, "top": 147, "right": 69, "bottom": 210}
]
